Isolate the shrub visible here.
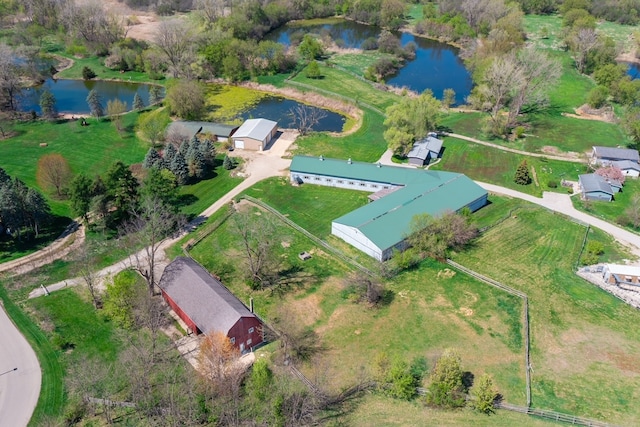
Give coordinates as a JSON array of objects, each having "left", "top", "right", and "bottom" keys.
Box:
[
  {"left": 586, "top": 241, "right": 605, "bottom": 255},
  {"left": 361, "top": 37, "right": 378, "bottom": 50},
  {"left": 587, "top": 86, "right": 609, "bottom": 109},
  {"left": 82, "top": 66, "right": 96, "bottom": 80},
  {"left": 547, "top": 180, "right": 558, "bottom": 188},
  {"left": 514, "top": 126, "right": 526, "bottom": 138}
]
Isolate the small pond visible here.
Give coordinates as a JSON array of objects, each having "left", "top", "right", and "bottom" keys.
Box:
[
  {"left": 624, "top": 62, "right": 640, "bottom": 79},
  {"left": 266, "top": 19, "right": 473, "bottom": 105},
  {"left": 242, "top": 96, "right": 346, "bottom": 133},
  {"left": 18, "top": 78, "right": 161, "bottom": 115}
]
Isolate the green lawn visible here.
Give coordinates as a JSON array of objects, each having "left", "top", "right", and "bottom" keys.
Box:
[
  {"left": 242, "top": 177, "right": 370, "bottom": 238},
  {"left": 453, "top": 208, "right": 640, "bottom": 425},
  {"left": 0, "top": 284, "right": 64, "bottom": 426},
  {"left": 431, "top": 136, "right": 589, "bottom": 196},
  {"left": 55, "top": 55, "right": 157, "bottom": 84},
  {"left": 1, "top": 115, "right": 148, "bottom": 217},
  {"left": 293, "top": 108, "right": 388, "bottom": 162},
  {"left": 328, "top": 51, "right": 398, "bottom": 77}
]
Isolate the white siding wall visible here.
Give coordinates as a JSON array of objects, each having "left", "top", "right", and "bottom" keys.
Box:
[
  {"left": 331, "top": 222, "right": 383, "bottom": 261},
  {"left": 622, "top": 169, "right": 640, "bottom": 178},
  {"left": 290, "top": 172, "right": 400, "bottom": 193}
]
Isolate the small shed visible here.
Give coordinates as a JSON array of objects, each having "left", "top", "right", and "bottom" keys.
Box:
[
  {"left": 611, "top": 160, "right": 640, "bottom": 178},
  {"left": 578, "top": 173, "right": 614, "bottom": 202},
  {"left": 158, "top": 257, "right": 263, "bottom": 353},
  {"left": 603, "top": 264, "right": 640, "bottom": 286},
  {"left": 232, "top": 118, "right": 278, "bottom": 151},
  {"left": 407, "top": 135, "right": 443, "bottom": 166},
  {"left": 167, "top": 121, "right": 239, "bottom": 142}
]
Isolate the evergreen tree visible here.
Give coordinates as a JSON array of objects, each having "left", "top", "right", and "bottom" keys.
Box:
[
  {"left": 223, "top": 154, "right": 234, "bottom": 170},
  {"left": 25, "top": 188, "right": 50, "bottom": 237},
  {"left": 0, "top": 167, "right": 9, "bottom": 185},
  {"left": 306, "top": 60, "right": 321, "bottom": 79},
  {"left": 133, "top": 92, "right": 145, "bottom": 110},
  {"left": 143, "top": 147, "right": 163, "bottom": 169},
  {"left": 514, "top": 160, "right": 532, "bottom": 185},
  {"left": 69, "top": 174, "right": 94, "bottom": 223},
  {"left": 149, "top": 85, "right": 162, "bottom": 105},
  {"left": 199, "top": 137, "right": 215, "bottom": 166},
  {"left": 86, "top": 89, "right": 104, "bottom": 119},
  {"left": 170, "top": 151, "right": 189, "bottom": 185},
  {"left": 426, "top": 349, "right": 466, "bottom": 408},
  {"left": 39, "top": 89, "right": 57, "bottom": 120},
  {"left": 142, "top": 167, "right": 178, "bottom": 207},
  {"left": 179, "top": 139, "right": 191, "bottom": 157},
  {"left": 471, "top": 373, "right": 498, "bottom": 414},
  {"left": 163, "top": 142, "right": 177, "bottom": 166},
  {"left": 186, "top": 144, "right": 207, "bottom": 179},
  {"left": 105, "top": 161, "right": 139, "bottom": 218}
]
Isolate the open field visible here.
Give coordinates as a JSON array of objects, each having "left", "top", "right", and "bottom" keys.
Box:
[
  {"left": 431, "top": 136, "right": 589, "bottom": 196},
  {"left": 55, "top": 54, "right": 155, "bottom": 84},
  {"left": 328, "top": 51, "right": 398, "bottom": 76},
  {"left": 454, "top": 208, "right": 640, "bottom": 424}
]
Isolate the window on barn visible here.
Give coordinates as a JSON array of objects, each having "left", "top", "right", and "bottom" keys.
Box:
[
  {"left": 326, "top": 179, "right": 332, "bottom": 182},
  {"left": 249, "top": 327, "right": 254, "bottom": 334},
  {"left": 348, "top": 181, "right": 354, "bottom": 185},
  {"left": 230, "top": 337, "right": 236, "bottom": 344},
  {"left": 371, "top": 185, "right": 378, "bottom": 188},
  {"left": 303, "top": 175, "right": 310, "bottom": 179},
  {"left": 247, "top": 338, "right": 252, "bottom": 345},
  {"left": 359, "top": 183, "right": 366, "bottom": 187},
  {"left": 315, "top": 177, "right": 321, "bottom": 181},
  {"left": 338, "top": 180, "right": 344, "bottom": 184}
]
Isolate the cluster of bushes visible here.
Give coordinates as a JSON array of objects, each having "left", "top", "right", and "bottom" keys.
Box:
[
  {"left": 581, "top": 240, "right": 605, "bottom": 265},
  {"left": 517, "top": 0, "right": 640, "bottom": 24},
  {"left": 364, "top": 31, "right": 416, "bottom": 82},
  {"left": 143, "top": 135, "right": 216, "bottom": 185},
  {"left": 104, "top": 38, "right": 149, "bottom": 73}
]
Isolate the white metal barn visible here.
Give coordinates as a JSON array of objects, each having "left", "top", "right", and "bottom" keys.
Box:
[{"left": 290, "top": 155, "right": 488, "bottom": 261}]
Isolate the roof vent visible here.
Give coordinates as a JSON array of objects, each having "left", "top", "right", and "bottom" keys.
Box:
[
  {"left": 348, "top": 158, "right": 352, "bottom": 164},
  {"left": 319, "top": 155, "right": 324, "bottom": 161}
]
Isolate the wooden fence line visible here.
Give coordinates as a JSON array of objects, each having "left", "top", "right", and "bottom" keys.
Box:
[{"left": 496, "top": 402, "right": 615, "bottom": 427}]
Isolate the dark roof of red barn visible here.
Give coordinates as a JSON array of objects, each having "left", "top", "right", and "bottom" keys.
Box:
[{"left": 158, "top": 257, "right": 258, "bottom": 335}]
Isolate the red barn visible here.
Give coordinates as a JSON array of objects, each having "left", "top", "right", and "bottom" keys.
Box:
[{"left": 158, "top": 257, "right": 263, "bottom": 353}]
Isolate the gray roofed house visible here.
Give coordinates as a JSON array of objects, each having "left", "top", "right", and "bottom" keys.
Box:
[
  {"left": 232, "top": 118, "right": 278, "bottom": 151},
  {"left": 167, "top": 121, "right": 239, "bottom": 141},
  {"left": 611, "top": 160, "right": 640, "bottom": 178},
  {"left": 578, "top": 173, "right": 615, "bottom": 201},
  {"left": 158, "top": 257, "right": 263, "bottom": 352},
  {"left": 407, "top": 135, "right": 444, "bottom": 166},
  {"left": 592, "top": 146, "right": 640, "bottom": 164}
]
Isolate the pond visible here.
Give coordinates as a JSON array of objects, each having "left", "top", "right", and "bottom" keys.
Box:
[
  {"left": 624, "top": 62, "right": 640, "bottom": 79},
  {"left": 242, "top": 96, "right": 346, "bottom": 133},
  {"left": 18, "top": 78, "right": 161, "bottom": 115},
  {"left": 266, "top": 19, "right": 473, "bottom": 105}
]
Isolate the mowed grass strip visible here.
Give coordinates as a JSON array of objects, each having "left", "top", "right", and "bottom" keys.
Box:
[
  {"left": 0, "top": 284, "right": 65, "bottom": 425},
  {"left": 453, "top": 208, "right": 640, "bottom": 424}
]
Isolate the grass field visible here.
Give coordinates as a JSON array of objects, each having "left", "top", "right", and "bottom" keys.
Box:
[
  {"left": 431, "top": 136, "right": 588, "bottom": 196},
  {"left": 0, "top": 284, "right": 64, "bottom": 426},
  {"left": 453, "top": 208, "right": 640, "bottom": 424},
  {"left": 328, "top": 51, "right": 398, "bottom": 76},
  {"left": 55, "top": 55, "right": 156, "bottom": 84}
]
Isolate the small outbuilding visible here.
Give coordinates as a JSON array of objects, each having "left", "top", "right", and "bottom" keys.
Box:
[
  {"left": 407, "top": 135, "right": 443, "bottom": 166},
  {"left": 611, "top": 160, "right": 640, "bottom": 178},
  {"left": 591, "top": 146, "right": 640, "bottom": 165},
  {"left": 578, "top": 173, "right": 615, "bottom": 201},
  {"left": 158, "top": 257, "right": 263, "bottom": 353},
  {"left": 232, "top": 118, "right": 278, "bottom": 151},
  {"left": 603, "top": 264, "right": 640, "bottom": 287},
  {"left": 167, "top": 121, "right": 239, "bottom": 142}
]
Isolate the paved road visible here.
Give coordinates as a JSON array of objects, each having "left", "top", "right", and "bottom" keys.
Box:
[{"left": 0, "top": 305, "right": 41, "bottom": 427}]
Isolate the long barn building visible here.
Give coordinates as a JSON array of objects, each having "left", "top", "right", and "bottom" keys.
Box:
[{"left": 290, "top": 155, "right": 488, "bottom": 261}]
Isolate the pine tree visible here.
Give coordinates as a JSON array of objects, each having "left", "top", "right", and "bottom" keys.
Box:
[
  {"left": 514, "top": 160, "right": 532, "bottom": 185},
  {"left": 179, "top": 139, "right": 191, "bottom": 157},
  {"left": 86, "top": 89, "right": 104, "bottom": 119},
  {"left": 223, "top": 154, "right": 234, "bottom": 170},
  {"left": 133, "top": 92, "right": 145, "bottom": 110},
  {"left": 163, "top": 143, "right": 177, "bottom": 166},
  {"left": 143, "top": 147, "right": 163, "bottom": 169},
  {"left": 186, "top": 144, "right": 207, "bottom": 179},
  {"left": 199, "top": 137, "right": 215, "bottom": 167},
  {"left": 170, "top": 151, "right": 189, "bottom": 185},
  {"left": 471, "top": 373, "right": 498, "bottom": 414},
  {"left": 39, "top": 89, "right": 57, "bottom": 120},
  {"left": 149, "top": 85, "right": 162, "bottom": 105}
]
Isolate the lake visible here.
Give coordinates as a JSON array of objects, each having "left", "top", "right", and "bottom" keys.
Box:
[
  {"left": 18, "top": 78, "right": 160, "bottom": 115},
  {"left": 266, "top": 19, "right": 473, "bottom": 105},
  {"left": 242, "top": 96, "right": 346, "bottom": 133}
]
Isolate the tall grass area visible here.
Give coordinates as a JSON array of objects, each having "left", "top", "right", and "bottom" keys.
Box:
[
  {"left": 204, "top": 84, "right": 269, "bottom": 122},
  {"left": 453, "top": 208, "right": 640, "bottom": 424}
]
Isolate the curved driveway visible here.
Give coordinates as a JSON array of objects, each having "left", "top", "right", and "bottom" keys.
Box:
[{"left": 0, "top": 305, "right": 41, "bottom": 427}]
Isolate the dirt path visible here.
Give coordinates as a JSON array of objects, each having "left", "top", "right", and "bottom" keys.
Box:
[{"left": 0, "top": 221, "right": 84, "bottom": 277}]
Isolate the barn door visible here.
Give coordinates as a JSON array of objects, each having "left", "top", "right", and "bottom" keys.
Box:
[{"left": 235, "top": 139, "right": 244, "bottom": 149}]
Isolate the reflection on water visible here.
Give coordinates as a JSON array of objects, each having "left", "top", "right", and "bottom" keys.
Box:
[{"left": 242, "top": 97, "right": 345, "bottom": 133}]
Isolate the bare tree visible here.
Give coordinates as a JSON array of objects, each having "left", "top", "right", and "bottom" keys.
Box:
[
  {"left": 0, "top": 44, "right": 23, "bottom": 112},
  {"left": 194, "top": 0, "right": 230, "bottom": 24},
  {"left": 288, "top": 104, "right": 327, "bottom": 136},
  {"left": 231, "top": 207, "right": 281, "bottom": 289},
  {"left": 122, "top": 195, "right": 182, "bottom": 296},
  {"left": 507, "top": 48, "right": 561, "bottom": 126},
  {"left": 344, "top": 271, "right": 385, "bottom": 306},
  {"left": 107, "top": 99, "right": 127, "bottom": 134},
  {"left": 60, "top": 1, "right": 125, "bottom": 53},
  {"left": 36, "top": 153, "right": 72, "bottom": 197},
  {"left": 154, "top": 19, "right": 195, "bottom": 78},
  {"left": 74, "top": 241, "right": 102, "bottom": 309},
  {"left": 477, "top": 54, "right": 524, "bottom": 127},
  {"left": 568, "top": 28, "right": 599, "bottom": 74}
]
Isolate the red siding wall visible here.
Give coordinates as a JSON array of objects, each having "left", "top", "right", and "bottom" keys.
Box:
[
  {"left": 161, "top": 290, "right": 200, "bottom": 334},
  {"left": 228, "top": 316, "right": 264, "bottom": 353}
]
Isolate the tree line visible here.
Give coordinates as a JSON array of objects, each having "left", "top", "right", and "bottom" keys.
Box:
[{"left": 0, "top": 166, "right": 50, "bottom": 240}]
